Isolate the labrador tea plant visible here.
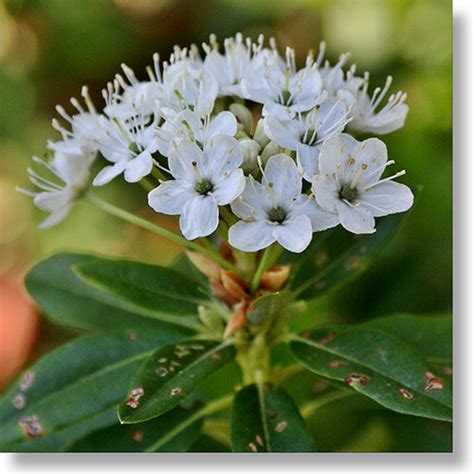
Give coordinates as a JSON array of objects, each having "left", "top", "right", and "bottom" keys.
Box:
[{"left": 1, "top": 34, "right": 451, "bottom": 453}]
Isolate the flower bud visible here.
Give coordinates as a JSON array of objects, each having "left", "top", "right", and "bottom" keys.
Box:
[
  {"left": 229, "top": 103, "right": 253, "bottom": 135},
  {"left": 260, "top": 265, "right": 291, "bottom": 291},
  {"left": 260, "top": 141, "right": 284, "bottom": 164},
  {"left": 185, "top": 251, "right": 221, "bottom": 282},
  {"left": 253, "top": 118, "right": 270, "bottom": 148},
  {"left": 239, "top": 138, "right": 261, "bottom": 174}
]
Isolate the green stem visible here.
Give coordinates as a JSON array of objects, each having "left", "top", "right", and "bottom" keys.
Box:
[
  {"left": 145, "top": 394, "right": 233, "bottom": 452},
  {"left": 250, "top": 243, "right": 282, "bottom": 293},
  {"left": 300, "top": 390, "right": 353, "bottom": 419},
  {"left": 86, "top": 193, "right": 238, "bottom": 272},
  {"left": 151, "top": 166, "right": 168, "bottom": 182},
  {"left": 139, "top": 177, "right": 155, "bottom": 192}
]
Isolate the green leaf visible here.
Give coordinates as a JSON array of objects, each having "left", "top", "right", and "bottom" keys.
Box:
[
  {"left": 74, "top": 258, "right": 206, "bottom": 322},
  {"left": 0, "top": 330, "right": 183, "bottom": 451},
  {"left": 118, "top": 340, "right": 236, "bottom": 423},
  {"left": 25, "top": 252, "right": 198, "bottom": 332},
  {"left": 230, "top": 384, "right": 314, "bottom": 452},
  {"left": 7, "top": 409, "right": 117, "bottom": 453},
  {"left": 289, "top": 325, "right": 452, "bottom": 421},
  {"left": 70, "top": 404, "right": 203, "bottom": 452},
  {"left": 362, "top": 314, "right": 452, "bottom": 363},
  {"left": 189, "top": 434, "right": 230, "bottom": 452},
  {"left": 286, "top": 212, "right": 407, "bottom": 300}
]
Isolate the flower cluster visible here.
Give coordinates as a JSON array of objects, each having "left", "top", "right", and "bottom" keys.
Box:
[{"left": 18, "top": 33, "right": 413, "bottom": 253}]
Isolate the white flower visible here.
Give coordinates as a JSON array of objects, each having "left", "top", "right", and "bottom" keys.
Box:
[
  {"left": 159, "top": 51, "right": 218, "bottom": 120},
  {"left": 264, "top": 97, "right": 352, "bottom": 181},
  {"left": 203, "top": 33, "right": 252, "bottom": 97},
  {"left": 148, "top": 135, "right": 245, "bottom": 240},
  {"left": 103, "top": 60, "right": 163, "bottom": 120},
  {"left": 52, "top": 86, "right": 110, "bottom": 155},
  {"left": 344, "top": 70, "right": 409, "bottom": 135},
  {"left": 93, "top": 115, "right": 158, "bottom": 186},
  {"left": 17, "top": 150, "right": 94, "bottom": 229},
  {"left": 229, "top": 154, "right": 338, "bottom": 253},
  {"left": 241, "top": 46, "right": 324, "bottom": 120},
  {"left": 311, "top": 134, "right": 414, "bottom": 234},
  {"left": 156, "top": 108, "right": 237, "bottom": 157}
]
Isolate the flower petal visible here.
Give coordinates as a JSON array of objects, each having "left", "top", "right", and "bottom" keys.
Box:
[
  {"left": 264, "top": 153, "right": 301, "bottom": 204},
  {"left": 230, "top": 176, "right": 268, "bottom": 220},
  {"left": 358, "top": 181, "right": 414, "bottom": 217},
  {"left": 168, "top": 139, "right": 205, "bottom": 182},
  {"left": 179, "top": 195, "right": 219, "bottom": 240},
  {"left": 336, "top": 201, "right": 375, "bottom": 234},
  {"left": 124, "top": 150, "right": 153, "bottom": 183},
  {"left": 289, "top": 67, "right": 323, "bottom": 112},
  {"left": 34, "top": 188, "right": 75, "bottom": 212},
  {"left": 296, "top": 143, "right": 321, "bottom": 181},
  {"left": 228, "top": 220, "right": 275, "bottom": 252},
  {"left": 206, "top": 111, "right": 237, "bottom": 139},
  {"left": 318, "top": 134, "right": 358, "bottom": 177},
  {"left": 92, "top": 161, "right": 128, "bottom": 186},
  {"left": 351, "top": 138, "right": 388, "bottom": 187},
  {"left": 38, "top": 203, "right": 73, "bottom": 229},
  {"left": 147, "top": 180, "right": 194, "bottom": 215},
  {"left": 272, "top": 214, "right": 313, "bottom": 253},
  {"left": 311, "top": 174, "right": 340, "bottom": 213},
  {"left": 212, "top": 169, "right": 245, "bottom": 205},
  {"left": 263, "top": 116, "right": 300, "bottom": 150},
  {"left": 296, "top": 197, "right": 339, "bottom": 232},
  {"left": 205, "top": 134, "right": 243, "bottom": 178}
]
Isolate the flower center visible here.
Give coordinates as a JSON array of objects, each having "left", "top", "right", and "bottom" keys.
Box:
[
  {"left": 280, "top": 89, "right": 292, "bottom": 106},
  {"left": 301, "top": 128, "right": 317, "bottom": 146},
  {"left": 195, "top": 179, "right": 214, "bottom": 195},
  {"left": 339, "top": 184, "right": 358, "bottom": 202},
  {"left": 268, "top": 206, "right": 287, "bottom": 224},
  {"left": 128, "top": 141, "right": 140, "bottom": 154}
]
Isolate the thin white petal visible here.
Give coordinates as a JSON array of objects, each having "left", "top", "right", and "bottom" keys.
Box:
[
  {"left": 336, "top": 201, "right": 375, "bottom": 234},
  {"left": 263, "top": 116, "right": 300, "bottom": 150},
  {"left": 179, "top": 195, "right": 219, "bottom": 240},
  {"left": 168, "top": 139, "right": 204, "bottom": 181},
  {"left": 318, "top": 134, "right": 358, "bottom": 177},
  {"left": 264, "top": 153, "right": 301, "bottom": 204},
  {"left": 296, "top": 143, "right": 321, "bottom": 181},
  {"left": 299, "top": 198, "right": 339, "bottom": 232},
  {"left": 230, "top": 176, "right": 268, "bottom": 220},
  {"left": 272, "top": 214, "right": 313, "bottom": 253},
  {"left": 206, "top": 134, "right": 243, "bottom": 178},
  {"left": 124, "top": 151, "right": 153, "bottom": 183},
  {"left": 358, "top": 181, "right": 413, "bottom": 217},
  {"left": 212, "top": 169, "right": 245, "bottom": 205},
  {"left": 147, "top": 180, "right": 194, "bottom": 215},
  {"left": 93, "top": 161, "right": 127, "bottom": 186},
  {"left": 228, "top": 220, "right": 275, "bottom": 252},
  {"left": 206, "top": 111, "right": 237, "bottom": 138},
  {"left": 311, "top": 174, "right": 340, "bottom": 213}
]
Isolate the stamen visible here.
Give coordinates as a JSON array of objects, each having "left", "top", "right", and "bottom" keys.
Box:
[
  {"left": 350, "top": 163, "right": 368, "bottom": 189},
  {"left": 362, "top": 170, "right": 406, "bottom": 191}
]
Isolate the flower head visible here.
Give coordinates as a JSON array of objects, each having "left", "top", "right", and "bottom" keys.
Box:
[
  {"left": 242, "top": 44, "right": 324, "bottom": 120},
  {"left": 17, "top": 150, "right": 94, "bottom": 229},
  {"left": 93, "top": 115, "right": 158, "bottom": 186},
  {"left": 156, "top": 109, "right": 237, "bottom": 157},
  {"left": 311, "top": 134, "right": 414, "bottom": 234},
  {"left": 344, "top": 69, "right": 409, "bottom": 135},
  {"left": 264, "top": 96, "right": 352, "bottom": 181},
  {"left": 148, "top": 135, "right": 245, "bottom": 240},
  {"left": 229, "top": 154, "right": 338, "bottom": 253},
  {"left": 203, "top": 33, "right": 252, "bottom": 97}
]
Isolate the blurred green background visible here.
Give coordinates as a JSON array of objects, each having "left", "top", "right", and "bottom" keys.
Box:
[{"left": 0, "top": 0, "right": 451, "bottom": 451}]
